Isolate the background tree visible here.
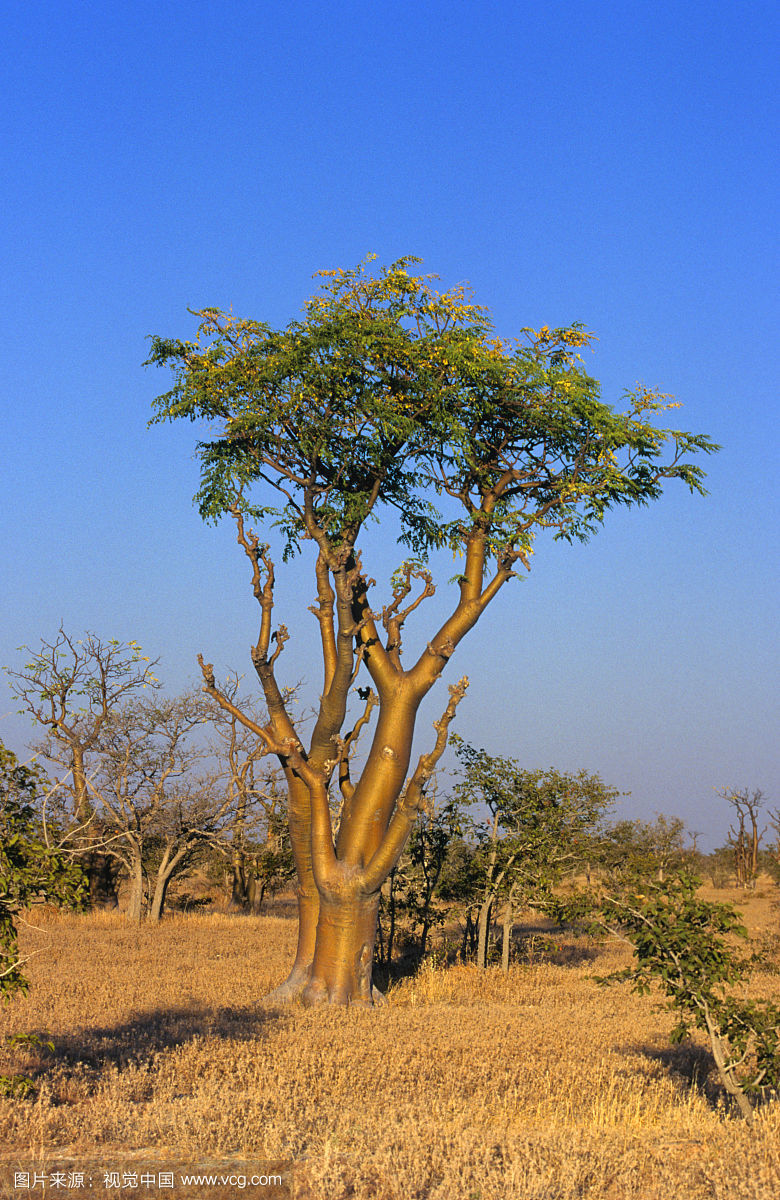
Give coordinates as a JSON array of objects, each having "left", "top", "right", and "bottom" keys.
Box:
[
  {"left": 723, "top": 788, "right": 764, "bottom": 890},
  {"left": 596, "top": 813, "right": 694, "bottom": 886},
  {"left": 1, "top": 742, "right": 85, "bottom": 1000},
  {"left": 702, "top": 844, "right": 736, "bottom": 889},
  {"left": 765, "top": 803, "right": 780, "bottom": 884},
  {"left": 85, "top": 691, "right": 230, "bottom": 922},
  {"left": 375, "top": 792, "right": 466, "bottom": 971},
  {"left": 0, "top": 742, "right": 85, "bottom": 1096},
  {"left": 149, "top": 256, "right": 716, "bottom": 1006},
  {"left": 5, "top": 630, "right": 159, "bottom": 906},
  {"left": 453, "top": 742, "right": 618, "bottom": 968},
  {"left": 205, "top": 677, "right": 295, "bottom": 911}
]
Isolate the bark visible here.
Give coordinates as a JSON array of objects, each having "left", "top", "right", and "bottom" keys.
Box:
[
  {"left": 125, "top": 852, "right": 144, "bottom": 923},
  {"left": 83, "top": 844, "right": 121, "bottom": 909},
  {"left": 247, "top": 874, "right": 266, "bottom": 914},
  {"left": 703, "top": 1008, "right": 755, "bottom": 1125},
  {"left": 230, "top": 854, "right": 249, "bottom": 909},
  {"left": 501, "top": 896, "right": 515, "bottom": 973},
  {"left": 477, "top": 896, "right": 493, "bottom": 969},
  {"left": 72, "top": 747, "right": 121, "bottom": 908},
  {"left": 206, "top": 511, "right": 476, "bottom": 1006},
  {"left": 148, "top": 844, "right": 189, "bottom": 923},
  {"left": 302, "top": 892, "right": 382, "bottom": 1006}
]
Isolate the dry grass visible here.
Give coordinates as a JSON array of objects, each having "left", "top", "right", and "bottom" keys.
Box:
[{"left": 1, "top": 887, "right": 779, "bottom": 1199}]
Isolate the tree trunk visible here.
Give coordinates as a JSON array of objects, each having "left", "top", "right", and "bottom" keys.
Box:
[
  {"left": 477, "top": 896, "right": 493, "bottom": 969},
  {"left": 83, "top": 843, "right": 121, "bottom": 908},
  {"left": 386, "top": 869, "right": 398, "bottom": 967},
  {"left": 247, "top": 873, "right": 267, "bottom": 913},
  {"left": 72, "top": 747, "right": 121, "bottom": 909},
  {"left": 301, "top": 893, "right": 381, "bottom": 1006},
  {"left": 148, "top": 845, "right": 189, "bottom": 923},
  {"left": 263, "top": 884, "right": 319, "bottom": 1002},
  {"left": 125, "top": 853, "right": 144, "bottom": 923},
  {"left": 501, "top": 898, "right": 514, "bottom": 973},
  {"left": 148, "top": 872, "right": 171, "bottom": 923},
  {"left": 229, "top": 853, "right": 249, "bottom": 908}
]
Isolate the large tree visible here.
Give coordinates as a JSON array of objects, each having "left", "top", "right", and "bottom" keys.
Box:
[{"left": 148, "top": 256, "right": 717, "bottom": 1005}]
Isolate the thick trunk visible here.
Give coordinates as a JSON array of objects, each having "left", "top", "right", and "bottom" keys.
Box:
[
  {"left": 247, "top": 873, "right": 266, "bottom": 913},
  {"left": 263, "top": 884, "right": 319, "bottom": 1001},
  {"left": 83, "top": 845, "right": 121, "bottom": 908},
  {"left": 229, "top": 853, "right": 249, "bottom": 909},
  {"left": 71, "top": 746, "right": 91, "bottom": 824},
  {"left": 72, "top": 747, "right": 121, "bottom": 908},
  {"left": 148, "top": 873, "right": 171, "bottom": 923},
  {"left": 303, "top": 893, "right": 381, "bottom": 1006}
]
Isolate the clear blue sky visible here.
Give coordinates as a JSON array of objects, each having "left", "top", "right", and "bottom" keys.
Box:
[{"left": 2, "top": 0, "right": 777, "bottom": 849}]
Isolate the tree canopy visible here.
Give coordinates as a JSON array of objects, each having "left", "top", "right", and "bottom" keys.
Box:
[
  {"left": 148, "top": 256, "right": 718, "bottom": 1005},
  {"left": 148, "top": 256, "right": 716, "bottom": 566}
]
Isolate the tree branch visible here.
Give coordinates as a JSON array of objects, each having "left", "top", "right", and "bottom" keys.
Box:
[{"left": 361, "top": 677, "right": 468, "bottom": 893}]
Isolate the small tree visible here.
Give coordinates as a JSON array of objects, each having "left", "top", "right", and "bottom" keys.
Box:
[
  {"left": 375, "top": 793, "right": 465, "bottom": 970},
  {"left": 5, "top": 630, "right": 159, "bottom": 906},
  {"left": 599, "top": 874, "right": 780, "bottom": 1125},
  {"left": 597, "top": 814, "right": 693, "bottom": 885},
  {"left": 723, "top": 788, "right": 764, "bottom": 890},
  {"left": 453, "top": 742, "right": 618, "bottom": 968},
  {"left": 149, "top": 256, "right": 716, "bottom": 1005},
  {"left": 0, "top": 742, "right": 85, "bottom": 1095}
]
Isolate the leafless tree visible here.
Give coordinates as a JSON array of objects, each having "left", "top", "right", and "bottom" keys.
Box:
[
  {"left": 5, "top": 630, "right": 159, "bottom": 906},
  {"left": 86, "top": 691, "right": 233, "bottom": 922},
  {"left": 723, "top": 788, "right": 765, "bottom": 890}
]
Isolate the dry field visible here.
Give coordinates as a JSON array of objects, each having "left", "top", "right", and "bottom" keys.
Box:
[{"left": 1, "top": 885, "right": 779, "bottom": 1199}]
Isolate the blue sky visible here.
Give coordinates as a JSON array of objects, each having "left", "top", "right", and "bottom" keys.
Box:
[{"left": 2, "top": 0, "right": 777, "bottom": 848}]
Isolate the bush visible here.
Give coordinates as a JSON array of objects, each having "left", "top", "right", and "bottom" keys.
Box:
[{"left": 599, "top": 873, "right": 780, "bottom": 1125}]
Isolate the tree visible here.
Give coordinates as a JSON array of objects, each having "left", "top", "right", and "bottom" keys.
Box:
[
  {"left": 0, "top": 742, "right": 85, "bottom": 1097},
  {"left": 453, "top": 743, "right": 618, "bottom": 968},
  {"left": 148, "top": 256, "right": 717, "bottom": 1005},
  {"left": 599, "top": 874, "right": 780, "bottom": 1125},
  {"left": 85, "top": 691, "right": 231, "bottom": 922},
  {"left": 204, "top": 676, "right": 295, "bottom": 911},
  {"left": 596, "top": 814, "right": 694, "bottom": 885},
  {"left": 723, "top": 788, "right": 764, "bottom": 890},
  {"left": 1, "top": 742, "right": 85, "bottom": 999},
  {"left": 5, "top": 630, "right": 159, "bottom": 906},
  {"left": 375, "top": 793, "right": 466, "bottom": 971}
]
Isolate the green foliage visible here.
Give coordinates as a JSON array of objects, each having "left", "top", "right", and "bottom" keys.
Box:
[
  {"left": 0, "top": 743, "right": 85, "bottom": 1001},
  {"left": 596, "top": 814, "right": 694, "bottom": 886},
  {"left": 376, "top": 799, "right": 466, "bottom": 966},
  {"left": 599, "top": 873, "right": 780, "bottom": 1122},
  {"left": 0, "top": 744, "right": 84, "bottom": 1099},
  {"left": 0, "top": 1033, "right": 55, "bottom": 1098},
  {"left": 703, "top": 845, "right": 735, "bottom": 889},
  {"left": 453, "top": 740, "right": 618, "bottom": 910},
  {"left": 148, "top": 256, "right": 718, "bottom": 562}
]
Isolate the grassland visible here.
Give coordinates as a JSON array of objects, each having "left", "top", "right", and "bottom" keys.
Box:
[{"left": 1, "top": 885, "right": 779, "bottom": 1199}]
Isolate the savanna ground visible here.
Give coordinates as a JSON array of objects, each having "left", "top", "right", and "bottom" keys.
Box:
[{"left": 1, "top": 884, "right": 779, "bottom": 1200}]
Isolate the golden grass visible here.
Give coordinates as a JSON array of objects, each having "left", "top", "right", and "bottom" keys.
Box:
[{"left": 1, "top": 889, "right": 779, "bottom": 1199}]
